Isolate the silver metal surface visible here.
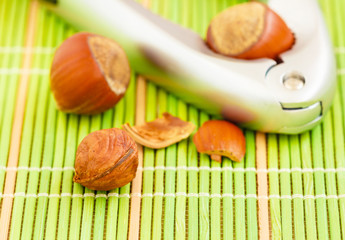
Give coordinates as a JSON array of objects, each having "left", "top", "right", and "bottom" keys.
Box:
[
  {"left": 40, "top": 0, "right": 336, "bottom": 133},
  {"left": 283, "top": 72, "right": 305, "bottom": 90}
]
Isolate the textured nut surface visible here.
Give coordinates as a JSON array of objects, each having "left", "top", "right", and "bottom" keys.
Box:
[
  {"left": 50, "top": 32, "right": 130, "bottom": 114},
  {"left": 208, "top": 2, "right": 265, "bottom": 56},
  {"left": 73, "top": 128, "right": 138, "bottom": 191},
  {"left": 193, "top": 120, "right": 246, "bottom": 162}
]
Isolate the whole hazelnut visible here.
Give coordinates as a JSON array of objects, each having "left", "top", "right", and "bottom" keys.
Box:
[
  {"left": 73, "top": 128, "right": 138, "bottom": 191},
  {"left": 50, "top": 32, "right": 131, "bottom": 114}
]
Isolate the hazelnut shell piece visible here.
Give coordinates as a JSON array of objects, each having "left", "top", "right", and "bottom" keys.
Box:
[
  {"left": 50, "top": 32, "right": 131, "bottom": 114},
  {"left": 193, "top": 120, "right": 246, "bottom": 162},
  {"left": 122, "top": 112, "right": 195, "bottom": 149},
  {"left": 73, "top": 128, "right": 138, "bottom": 191}
]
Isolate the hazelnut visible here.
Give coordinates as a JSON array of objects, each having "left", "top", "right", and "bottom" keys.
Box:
[
  {"left": 50, "top": 32, "right": 131, "bottom": 114},
  {"left": 73, "top": 128, "right": 138, "bottom": 191},
  {"left": 206, "top": 2, "right": 295, "bottom": 61}
]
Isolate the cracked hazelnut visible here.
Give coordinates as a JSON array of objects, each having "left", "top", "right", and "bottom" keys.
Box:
[
  {"left": 50, "top": 32, "right": 130, "bottom": 114},
  {"left": 206, "top": 2, "right": 295, "bottom": 61},
  {"left": 73, "top": 128, "right": 138, "bottom": 191}
]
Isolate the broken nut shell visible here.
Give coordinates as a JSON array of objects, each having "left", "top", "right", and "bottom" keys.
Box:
[
  {"left": 123, "top": 112, "right": 195, "bottom": 149},
  {"left": 193, "top": 120, "right": 246, "bottom": 162}
]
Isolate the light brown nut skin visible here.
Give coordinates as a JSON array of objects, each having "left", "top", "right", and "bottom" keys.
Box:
[
  {"left": 73, "top": 128, "right": 138, "bottom": 191},
  {"left": 50, "top": 32, "right": 131, "bottom": 114}
]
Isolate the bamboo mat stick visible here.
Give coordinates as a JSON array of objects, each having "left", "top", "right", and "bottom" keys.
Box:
[
  {"left": 322, "top": 113, "right": 342, "bottom": 239},
  {"left": 311, "top": 126, "right": 329, "bottom": 239},
  {"left": 151, "top": 89, "right": 167, "bottom": 240},
  {"left": 128, "top": 0, "right": 150, "bottom": 235},
  {"left": 117, "top": 73, "right": 136, "bottom": 240},
  {"left": 222, "top": 157, "right": 233, "bottom": 240},
  {"left": 256, "top": 132, "right": 270, "bottom": 240},
  {"left": 0, "top": 1, "right": 38, "bottom": 239},
  {"left": 279, "top": 135, "right": 293, "bottom": 239},
  {"left": 139, "top": 82, "right": 156, "bottom": 239},
  {"left": 234, "top": 155, "right": 246, "bottom": 240},
  {"left": 245, "top": 130, "right": 258, "bottom": 240},
  {"left": 187, "top": 106, "right": 199, "bottom": 240},
  {"left": 267, "top": 134, "right": 281, "bottom": 240},
  {"left": 175, "top": 100, "right": 188, "bottom": 239},
  {"left": 128, "top": 75, "right": 146, "bottom": 239},
  {"left": 199, "top": 112, "right": 211, "bottom": 240},
  {"left": 105, "top": 91, "right": 124, "bottom": 240},
  {"left": 163, "top": 95, "right": 178, "bottom": 239},
  {"left": 300, "top": 132, "right": 317, "bottom": 239},
  {"left": 289, "top": 135, "right": 306, "bottom": 239}
]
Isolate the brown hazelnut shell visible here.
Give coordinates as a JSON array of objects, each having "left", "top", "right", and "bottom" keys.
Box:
[
  {"left": 73, "top": 128, "right": 138, "bottom": 191},
  {"left": 193, "top": 120, "right": 246, "bottom": 162},
  {"left": 122, "top": 112, "right": 195, "bottom": 149}
]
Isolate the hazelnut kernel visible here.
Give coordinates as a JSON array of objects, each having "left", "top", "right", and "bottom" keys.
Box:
[{"left": 73, "top": 128, "right": 138, "bottom": 191}]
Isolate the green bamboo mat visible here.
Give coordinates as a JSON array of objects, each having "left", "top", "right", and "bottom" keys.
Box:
[{"left": 0, "top": 0, "right": 345, "bottom": 239}]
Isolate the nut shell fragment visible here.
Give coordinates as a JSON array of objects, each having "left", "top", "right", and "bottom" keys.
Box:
[
  {"left": 73, "top": 128, "right": 138, "bottom": 191},
  {"left": 122, "top": 112, "right": 195, "bottom": 149},
  {"left": 193, "top": 120, "right": 246, "bottom": 162}
]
